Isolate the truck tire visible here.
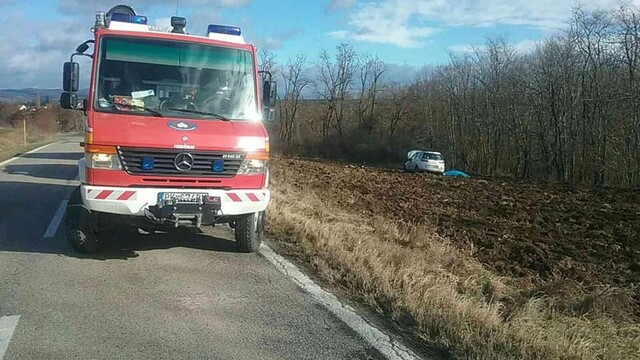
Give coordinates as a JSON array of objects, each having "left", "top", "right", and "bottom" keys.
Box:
[
  {"left": 234, "top": 211, "right": 264, "bottom": 253},
  {"left": 65, "top": 187, "right": 104, "bottom": 254}
]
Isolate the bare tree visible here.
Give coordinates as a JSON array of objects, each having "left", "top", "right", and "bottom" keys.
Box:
[
  {"left": 279, "top": 54, "right": 311, "bottom": 145},
  {"left": 258, "top": 48, "right": 277, "bottom": 75},
  {"left": 316, "top": 43, "right": 357, "bottom": 146},
  {"left": 355, "top": 54, "right": 386, "bottom": 134},
  {"left": 383, "top": 83, "right": 411, "bottom": 147},
  {"left": 616, "top": 6, "right": 640, "bottom": 185}
]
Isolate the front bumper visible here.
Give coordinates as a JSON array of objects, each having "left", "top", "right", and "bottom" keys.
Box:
[{"left": 80, "top": 185, "right": 270, "bottom": 217}]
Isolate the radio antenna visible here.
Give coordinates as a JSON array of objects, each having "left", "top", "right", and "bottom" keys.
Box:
[{"left": 176, "top": 0, "right": 179, "bottom": 15}]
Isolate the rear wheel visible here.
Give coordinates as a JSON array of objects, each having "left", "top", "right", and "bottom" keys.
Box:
[{"left": 234, "top": 211, "right": 264, "bottom": 253}]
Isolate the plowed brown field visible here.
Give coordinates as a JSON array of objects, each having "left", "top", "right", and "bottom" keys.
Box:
[
  {"left": 274, "top": 158, "right": 640, "bottom": 289},
  {"left": 268, "top": 157, "right": 640, "bottom": 359}
]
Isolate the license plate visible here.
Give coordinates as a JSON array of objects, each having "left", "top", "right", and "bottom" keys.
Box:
[{"left": 160, "top": 192, "right": 206, "bottom": 205}]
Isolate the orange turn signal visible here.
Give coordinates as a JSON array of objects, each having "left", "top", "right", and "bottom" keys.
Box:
[
  {"left": 85, "top": 144, "right": 118, "bottom": 154},
  {"left": 246, "top": 152, "right": 269, "bottom": 160}
]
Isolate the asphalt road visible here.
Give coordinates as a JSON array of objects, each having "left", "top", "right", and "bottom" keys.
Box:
[{"left": 0, "top": 138, "right": 384, "bottom": 360}]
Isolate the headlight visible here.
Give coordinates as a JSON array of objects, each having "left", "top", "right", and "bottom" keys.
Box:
[
  {"left": 86, "top": 153, "right": 122, "bottom": 170},
  {"left": 237, "top": 159, "right": 266, "bottom": 175}
]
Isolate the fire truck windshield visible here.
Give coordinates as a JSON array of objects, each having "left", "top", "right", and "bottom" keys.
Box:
[{"left": 94, "top": 36, "right": 258, "bottom": 121}]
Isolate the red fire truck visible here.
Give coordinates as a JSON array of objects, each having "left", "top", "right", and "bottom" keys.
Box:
[{"left": 60, "top": 5, "right": 277, "bottom": 254}]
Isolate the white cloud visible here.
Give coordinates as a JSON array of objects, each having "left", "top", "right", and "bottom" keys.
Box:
[
  {"left": 327, "top": 0, "right": 357, "bottom": 11},
  {"left": 0, "top": 12, "right": 92, "bottom": 88},
  {"left": 330, "top": 0, "right": 440, "bottom": 48},
  {"left": 328, "top": 30, "right": 349, "bottom": 39},
  {"left": 332, "top": 0, "right": 635, "bottom": 48},
  {"left": 216, "top": 0, "right": 251, "bottom": 7},
  {"left": 249, "top": 28, "right": 304, "bottom": 51}
]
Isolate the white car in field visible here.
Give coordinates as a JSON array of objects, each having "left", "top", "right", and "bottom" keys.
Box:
[{"left": 404, "top": 150, "right": 445, "bottom": 174}]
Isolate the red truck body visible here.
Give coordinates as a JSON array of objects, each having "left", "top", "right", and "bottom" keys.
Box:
[{"left": 61, "top": 6, "right": 274, "bottom": 253}]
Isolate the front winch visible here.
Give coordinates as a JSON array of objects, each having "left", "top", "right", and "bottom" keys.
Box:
[{"left": 146, "top": 194, "right": 222, "bottom": 227}]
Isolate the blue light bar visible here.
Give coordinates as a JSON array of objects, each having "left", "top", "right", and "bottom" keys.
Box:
[
  {"left": 111, "top": 13, "right": 148, "bottom": 25},
  {"left": 212, "top": 159, "right": 224, "bottom": 173},
  {"left": 207, "top": 24, "right": 241, "bottom": 36},
  {"left": 141, "top": 157, "right": 155, "bottom": 171}
]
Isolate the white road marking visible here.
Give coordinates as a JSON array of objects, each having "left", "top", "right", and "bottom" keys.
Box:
[
  {"left": 43, "top": 201, "right": 68, "bottom": 238},
  {"left": 0, "top": 159, "right": 14, "bottom": 168},
  {"left": 259, "top": 244, "right": 425, "bottom": 360},
  {"left": 0, "top": 315, "right": 20, "bottom": 360},
  {"left": 0, "top": 142, "right": 57, "bottom": 168}
]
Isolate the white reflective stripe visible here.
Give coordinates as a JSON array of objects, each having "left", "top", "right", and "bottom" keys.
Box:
[
  {"left": 86, "top": 189, "right": 137, "bottom": 201},
  {"left": 107, "top": 191, "right": 125, "bottom": 200},
  {"left": 236, "top": 192, "right": 267, "bottom": 202}
]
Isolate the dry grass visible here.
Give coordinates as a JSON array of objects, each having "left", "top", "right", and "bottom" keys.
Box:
[
  {"left": 266, "top": 164, "right": 640, "bottom": 360},
  {"left": 0, "top": 127, "right": 54, "bottom": 162}
]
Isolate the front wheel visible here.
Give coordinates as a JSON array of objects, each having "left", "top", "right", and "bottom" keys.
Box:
[
  {"left": 234, "top": 211, "right": 264, "bottom": 253},
  {"left": 65, "top": 188, "right": 105, "bottom": 254}
]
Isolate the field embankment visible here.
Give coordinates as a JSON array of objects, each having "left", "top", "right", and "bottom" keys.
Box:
[
  {"left": 266, "top": 157, "right": 640, "bottom": 359},
  {"left": 0, "top": 127, "right": 53, "bottom": 163}
]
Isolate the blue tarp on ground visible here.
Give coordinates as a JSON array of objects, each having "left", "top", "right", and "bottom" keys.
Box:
[{"left": 444, "top": 170, "right": 471, "bottom": 178}]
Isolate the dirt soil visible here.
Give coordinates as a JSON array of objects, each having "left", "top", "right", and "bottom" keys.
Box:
[{"left": 272, "top": 157, "right": 640, "bottom": 292}]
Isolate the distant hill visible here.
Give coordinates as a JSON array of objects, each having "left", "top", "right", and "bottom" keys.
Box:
[{"left": 0, "top": 88, "right": 89, "bottom": 103}]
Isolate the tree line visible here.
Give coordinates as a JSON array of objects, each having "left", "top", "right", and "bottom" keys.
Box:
[{"left": 264, "top": 7, "right": 640, "bottom": 187}]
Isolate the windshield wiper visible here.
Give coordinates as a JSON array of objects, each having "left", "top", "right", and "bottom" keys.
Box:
[{"left": 168, "top": 108, "right": 229, "bottom": 121}]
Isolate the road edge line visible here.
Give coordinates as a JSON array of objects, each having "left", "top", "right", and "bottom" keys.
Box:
[
  {"left": 0, "top": 315, "right": 20, "bottom": 360},
  {"left": 43, "top": 200, "right": 69, "bottom": 238},
  {"left": 259, "top": 244, "right": 425, "bottom": 360},
  {"left": 0, "top": 142, "right": 58, "bottom": 168}
]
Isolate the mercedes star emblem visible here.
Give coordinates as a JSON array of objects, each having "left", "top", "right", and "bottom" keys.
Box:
[{"left": 174, "top": 153, "right": 194, "bottom": 171}]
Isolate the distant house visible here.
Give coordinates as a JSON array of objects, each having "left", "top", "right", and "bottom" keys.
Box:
[{"left": 18, "top": 104, "right": 27, "bottom": 111}]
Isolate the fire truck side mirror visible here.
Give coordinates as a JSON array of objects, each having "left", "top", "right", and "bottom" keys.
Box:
[
  {"left": 63, "top": 62, "right": 80, "bottom": 92},
  {"left": 262, "top": 80, "right": 277, "bottom": 108},
  {"left": 262, "top": 80, "right": 277, "bottom": 122},
  {"left": 60, "top": 92, "right": 78, "bottom": 110}
]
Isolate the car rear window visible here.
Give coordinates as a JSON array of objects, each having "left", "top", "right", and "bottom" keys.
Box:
[{"left": 423, "top": 153, "right": 443, "bottom": 161}]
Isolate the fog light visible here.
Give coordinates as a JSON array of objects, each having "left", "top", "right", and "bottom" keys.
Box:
[
  {"left": 212, "top": 159, "right": 224, "bottom": 172},
  {"left": 142, "top": 157, "right": 155, "bottom": 171}
]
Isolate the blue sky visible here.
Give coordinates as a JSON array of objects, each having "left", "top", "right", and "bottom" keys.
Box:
[{"left": 0, "top": 0, "right": 635, "bottom": 88}]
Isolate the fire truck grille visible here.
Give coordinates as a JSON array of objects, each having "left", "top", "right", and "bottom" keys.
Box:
[{"left": 118, "top": 147, "right": 245, "bottom": 177}]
